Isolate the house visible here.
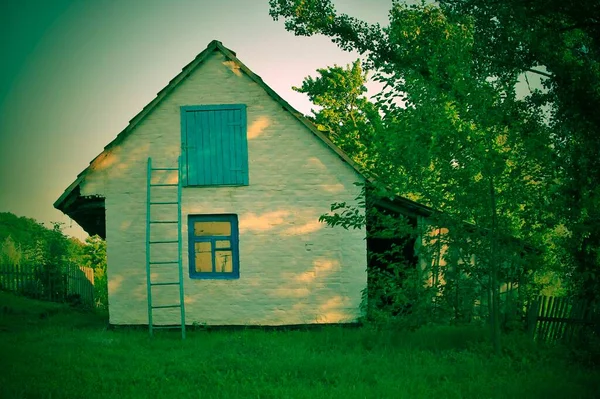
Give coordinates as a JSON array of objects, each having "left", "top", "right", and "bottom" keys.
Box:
[{"left": 54, "top": 40, "right": 371, "bottom": 327}]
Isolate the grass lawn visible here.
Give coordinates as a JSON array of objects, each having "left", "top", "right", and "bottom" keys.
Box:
[{"left": 1, "top": 291, "right": 598, "bottom": 399}]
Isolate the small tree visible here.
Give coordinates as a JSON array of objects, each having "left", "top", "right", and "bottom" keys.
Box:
[
  {"left": 0, "top": 236, "right": 21, "bottom": 267},
  {"left": 0, "top": 236, "right": 22, "bottom": 291},
  {"left": 292, "top": 60, "right": 382, "bottom": 171},
  {"left": 34, "top": 222, "right": 70, "bottom": 301},
  {"left": 82, "top": 235, "right": 107, "bottom": 308}
]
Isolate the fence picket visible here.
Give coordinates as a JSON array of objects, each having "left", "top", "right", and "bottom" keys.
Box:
[
  {"left": 548, "top": 297, "right": 560, "bottom": 342},
  {"left": 566, "top": 300, "right": 580, "bottom": 342},
  {"left": 536, "top": 295, "right": 544, "bottom": 339},
  {"left": 558, "top": 298, "right": 570, "bottom": 341},
  {"left": 549, "top": 298, "right": 563, "bottom": 342},
  {"left": 529, "top": 296, "right": 597, "bottom": 344},
  {"left": 548, "top": 297, "right": 561, "bottom": 342},
  {"left": 542, "top": 296, "right": 554, "bottom": 342},
  {"left": 0, "top": 264, "right": 94, "bottom": 306},
  {"left": 551, "top": 298, "right": 563, "bottom": 342}
]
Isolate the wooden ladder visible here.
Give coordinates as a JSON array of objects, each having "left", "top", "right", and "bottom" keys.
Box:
[{"left": 145, "top": 157, "right": 186, "bottom": 338}]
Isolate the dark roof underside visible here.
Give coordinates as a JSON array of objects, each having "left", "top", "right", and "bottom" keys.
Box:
[{"left": 61, "top": 187, "right": 106, "bottom": 238}]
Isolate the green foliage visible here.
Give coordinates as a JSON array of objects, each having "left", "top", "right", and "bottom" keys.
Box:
[
  {"left": 0, "top": 212, "right": 48, "bottom": 246},
  {"left": 82, "top": 235, "right": 108, "bottom": 309},
  {"left": 270, "top": 0, "right": 600, "bottom": 353},
  {"left": 0, "top": 235, "right": 21, "bottom": 269},
  {"left": 0, "top": 217, "right": 75, "bottom": 300},
  {"left": 34, "top": 222, "right": 70, "bottom": 300},
  {"left": 437, "top": 0, "right": 600, "bottom": 307},
  {"left": 0, "top": 213, "right": 85, "bottom": 273},
  {"left": 293, "top": 60, "right": 381, "bottom": 170},
  {"left": 0, "top": 212, "right": 106, "bottom": 308}
]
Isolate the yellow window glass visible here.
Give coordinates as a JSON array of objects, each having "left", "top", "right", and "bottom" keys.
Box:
[
  {"left": 215, "top": 250, "right": 233, "bottom": 273},
  {"left": 194, "top": 221, "right": 231, "bottom": 237},
  {"left": 194, "top": 242, "right": 212, "bottom": 273},
  {"left": 215, "top": 240, "right": 231, "bottom": 249}
]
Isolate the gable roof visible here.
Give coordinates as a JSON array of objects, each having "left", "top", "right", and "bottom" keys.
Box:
[
  {"left": 54, "top": 39, "right": 435, "bottom": 236},
  {"left": 54, "top": 40, "right": 370, "bottom": 211}
]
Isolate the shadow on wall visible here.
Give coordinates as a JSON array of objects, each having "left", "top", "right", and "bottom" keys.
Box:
[
  {"left": 97, "top": 110, "right": 364, "bottom": 325},
  {"left": 90, "top": 111, "right": 272, "bottom": 186},
  {"left": 109, "top": 204, "right": 362, "bottom": 325}
]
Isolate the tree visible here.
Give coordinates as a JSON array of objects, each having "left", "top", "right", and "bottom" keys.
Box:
[
  {"left": 437, "top": 0, "right": 600, "bottom": 306},
  {"left": 292, "top": 60, "right": 382, "bottom": 170},
  {"left": 0, "top": 212, "right": 90, "bottom": 301},
  {"left": 82, "top": 235, "right": 107, "bottom": 308},
  {"left": 270, "top": 0, "right": 561, "bottom": 353},
  {"left": 0, "top": 236, "right": 21, "bottom": 267},
  {"left": 81, "top": 235, "right": 106, "bottom": 271},
  {"left": 0, "top": 212, "right": 48, "bottom": 246}
]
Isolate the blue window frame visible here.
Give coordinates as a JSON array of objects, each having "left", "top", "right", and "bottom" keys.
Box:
[
  {"left": 188, "top": 214, "right": 240, "bottom": 279},
  {"left": 180, "top": 104, "right": 249, "bottom": 187}
]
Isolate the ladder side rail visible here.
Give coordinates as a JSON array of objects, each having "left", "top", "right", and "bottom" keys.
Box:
[
  {"left": 177, "top": 155, "right": 186, "bottom": 339},
  {"left": 145, "top": 157, "right": 154, "bottom": 335}
]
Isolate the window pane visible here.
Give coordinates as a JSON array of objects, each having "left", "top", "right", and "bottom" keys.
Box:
[
  {"left": 215, "top": 250, "right": 233, "bottom": 273},
  {"left": 195, "top": 242, "right": 211, "bottom": 252},
  {"left": 215, "top": 240, "right": 230, "bottom": 249},
  {"left": 194, "top": 221, "right": 231, "bottom": 236},
  {"left": 194, "top": 242, "right": 212, "bottom": 272}
]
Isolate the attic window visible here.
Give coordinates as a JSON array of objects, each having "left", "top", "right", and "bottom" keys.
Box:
[{"left": 180, "top": 104, "right": 249, "bottom": 187}]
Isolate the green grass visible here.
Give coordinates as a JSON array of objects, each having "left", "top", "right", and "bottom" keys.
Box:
[{"left": 1, "top": 291, "right": 598, "bottom": 399}]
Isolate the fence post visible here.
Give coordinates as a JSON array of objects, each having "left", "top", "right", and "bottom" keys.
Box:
[{"left": 527, "top": 296, "right": 540, "bottom": 339}]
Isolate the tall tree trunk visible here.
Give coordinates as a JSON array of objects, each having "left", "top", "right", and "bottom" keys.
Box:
[{"left": 489, "top": 175, "right": 501, "bottom": 355}]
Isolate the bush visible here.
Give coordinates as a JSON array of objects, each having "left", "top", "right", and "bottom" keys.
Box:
[
  {"left": 94, "top": 268, "right": 108, "bottom": 309},
  {"left": 363, "top": 266, "right": 441, "bottom": 330},
  {"left": 568, "top": 329, "right": 600, "bottom": 367},
  {"left": 20, "top": 279, "right": 44, "bottom": 298}
]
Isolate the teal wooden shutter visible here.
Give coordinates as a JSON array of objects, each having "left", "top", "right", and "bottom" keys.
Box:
[{"left": 181, "top": 104, "right": 248, "bottom": 186}]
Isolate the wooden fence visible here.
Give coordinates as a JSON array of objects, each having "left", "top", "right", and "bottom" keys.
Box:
[
  {"left": 0, "top": 263, "right": 94, "bottom": 306},
  {"left": 527, "top": 295, "right": 599, "bottom": 344}
]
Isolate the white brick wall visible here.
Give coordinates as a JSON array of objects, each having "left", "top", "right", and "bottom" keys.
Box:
[{"left": 81, "top": 51, "right": 367, "bottom": 326}]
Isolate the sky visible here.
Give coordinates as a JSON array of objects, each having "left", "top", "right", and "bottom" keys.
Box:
[{"left": 0, "top": 0, "right": 393, "bottom": 240}]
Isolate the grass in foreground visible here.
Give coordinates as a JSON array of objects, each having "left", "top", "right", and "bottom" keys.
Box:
[{"left": 1, "top": 291, "right": 598, "bottom": 399}]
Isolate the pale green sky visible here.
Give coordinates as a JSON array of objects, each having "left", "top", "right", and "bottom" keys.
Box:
[{"left": 0, "top": 0, "right": 391, "bottom": 240}]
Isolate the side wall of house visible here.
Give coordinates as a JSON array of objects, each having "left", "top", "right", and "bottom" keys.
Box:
[{"left": 80, "top": 50, "right": 367, "bottom": 325}]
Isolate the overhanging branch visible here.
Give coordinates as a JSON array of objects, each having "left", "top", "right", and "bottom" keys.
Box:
[{"left": 526, "top": 68, "right": 553, "bottom": 79}]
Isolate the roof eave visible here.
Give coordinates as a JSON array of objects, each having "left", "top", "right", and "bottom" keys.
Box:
[
  {"left": 54, "top": 39, "right": 366, "bottom": 214},
  {"left": 213, "top": 42, "right": 365, "bottom": 178},
  {"left": 53, "top": 40, "right": 225, "bottom": 211}
]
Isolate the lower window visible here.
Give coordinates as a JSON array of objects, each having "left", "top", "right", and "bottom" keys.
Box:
[{"left": 188, "top": 214, "right": 240, "bottom": 279}]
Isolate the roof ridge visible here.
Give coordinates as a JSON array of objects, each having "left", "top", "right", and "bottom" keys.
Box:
[{"left": 54, "top": 40, "right": 364, "bottom": 211}]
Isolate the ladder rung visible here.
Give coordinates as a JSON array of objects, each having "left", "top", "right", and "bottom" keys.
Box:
[
  {"left": 151, "top": 282, "right": 180, "bottom": 286},
  {"left": 146, "top": 157, "right": 185, "bottom": 339},
  {"left": 152, "top": 304, "right": 181, "bottom": 309},
  {"left": 153, "top": 325, "right": 183, "bottom": 330}
]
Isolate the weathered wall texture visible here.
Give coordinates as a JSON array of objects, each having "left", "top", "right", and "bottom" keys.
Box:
[{"left": 80, "top": 50, "right": 367, "bottom": 325}]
